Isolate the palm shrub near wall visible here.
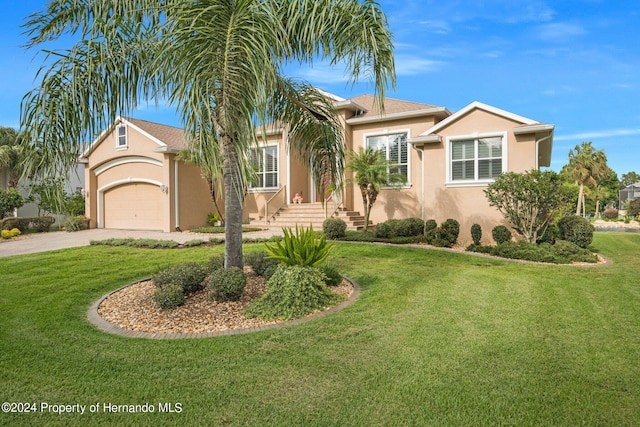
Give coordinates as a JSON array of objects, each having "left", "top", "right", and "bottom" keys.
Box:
[
  {"left": 265, "top": 225, "right": 332, "bottom": 267},
  {"left": 243, "top": 265, "right": 343, "bottom": 320},
  {"left": 492, "top": 225, "right": 512, "bottom": 244},
  {"left": 557, "top": 215, "right": 594, "bottom": 249},
  {"left": 471, "top": 223, "right": 482, "bottom": 245},
  {"left": 323, "top": 217, "right": 347, "bottom": 239}
]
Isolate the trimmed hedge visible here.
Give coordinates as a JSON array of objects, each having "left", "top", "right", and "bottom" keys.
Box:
[
  {"left": 374, "top": 218, "right": 425, "bottom": 239},
  {"left": 323, "top": 217, "right": 347, "bottom": 239},
  {"left": 1, "top": 216, "right": 55, "bottom": 233}
]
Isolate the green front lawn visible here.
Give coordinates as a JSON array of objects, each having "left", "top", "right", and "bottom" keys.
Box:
[{"left": 1, "top": 233, "right": 639, "bottom": 426}]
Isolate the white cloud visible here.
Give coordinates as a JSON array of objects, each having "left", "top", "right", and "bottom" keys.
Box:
[
  {"left": 555, "top": 128, "right": 640, "bottom": 141},
  {"left": 537, "top": 22, "right": 587, "bottom": 41},
  {"left": 417, "top": 20, "right": 451, "bottom": 35},
  {"left": 395, "top": 55, "right": 445, "bottom": 75}
]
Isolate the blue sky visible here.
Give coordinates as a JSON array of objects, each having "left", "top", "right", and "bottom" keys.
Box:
[{"left": 1, "top": 1, "right": 639, "bottom": 175}]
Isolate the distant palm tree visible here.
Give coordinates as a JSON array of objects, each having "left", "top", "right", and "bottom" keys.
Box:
[
  {"left": 21, "top": 0, "right": 395, "bottom": 268},
  {"left": 0, "top": 127, "right": 24, "bottom": 189},
  {"left": 566, "top": 142, "right": 609, "bottom": 216},
  {"left": 588, "top": 184, "right": 610, "bottom": 218},
  {"left": 346, "top": 147, "right": 405, "bottom": 231}
]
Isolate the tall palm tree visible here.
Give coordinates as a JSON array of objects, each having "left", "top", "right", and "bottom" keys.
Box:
[
  {"left": 346, "top": 147, "right": 405, "bottom": 231},
  {"left": 566, "top": 142, "right": 609, "bottom": 216},
  {"left": 20, "top": 0, "right": 395, "bottom": 268}
]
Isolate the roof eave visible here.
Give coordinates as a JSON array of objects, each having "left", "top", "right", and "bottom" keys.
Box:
[
  {"left": 346, "top": 107, "right": 451, "bottom": 125},
  {"left": 513, "top": 124, "right": 555, "bottom": 135},
  {"left": 407, "top": 135, "right": 442, "bottom": 146}
]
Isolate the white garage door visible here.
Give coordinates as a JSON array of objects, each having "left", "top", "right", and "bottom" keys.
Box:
[{"left": 104, "top": 183, "right": 163, "bottom": 230}]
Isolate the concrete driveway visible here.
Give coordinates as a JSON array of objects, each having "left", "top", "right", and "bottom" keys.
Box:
[{"left": 0, "top": 228, "right": 283, "bottom": 258}]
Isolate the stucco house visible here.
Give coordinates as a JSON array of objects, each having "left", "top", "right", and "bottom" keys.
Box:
[
  {"left": 81, "top": 94, "right": 554, "bottom": 240},
  {"left": 246, "top": 94, "right": 554, "bottom": 240}
]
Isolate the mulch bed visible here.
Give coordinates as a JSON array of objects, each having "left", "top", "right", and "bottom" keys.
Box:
[{"left": 97, "top": 268, "right": 353, "bottom": 334}]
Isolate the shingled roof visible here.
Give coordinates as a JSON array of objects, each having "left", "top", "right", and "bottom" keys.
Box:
[
  {"left": 346, "top": 94, "right": 442, "bottom": 117},
  {"left": 125, "top": 117, "right": 185, "bottom": 150}
]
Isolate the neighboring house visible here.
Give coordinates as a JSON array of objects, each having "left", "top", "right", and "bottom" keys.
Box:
[
  {"left": 81, "top": 117, "right": 214, "bottom": 232},
  {"left": 82, "top": 94, "right": 554, "bottom": 241},
  {"left": 1, "top": 162, "right": 84, "bottom": 225},
  {"left": 620, "top": 182, "right": 640, "bottom": 204}
]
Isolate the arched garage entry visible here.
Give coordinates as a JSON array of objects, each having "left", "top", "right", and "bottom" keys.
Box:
[{"left": 98, "top": 179, "right": 165, "bottom": 230}]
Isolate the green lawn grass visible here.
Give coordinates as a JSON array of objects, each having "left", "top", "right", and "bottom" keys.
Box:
[{"left": 1, "top": 233, "right": 639, "bottom": 426}]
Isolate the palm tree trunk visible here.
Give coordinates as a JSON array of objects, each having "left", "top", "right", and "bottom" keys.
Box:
[
  {"left": 576, "top": 183, "right": 584, "bottom": 216},
  {"left": 222, "top": 139, "right": 244, "bottom": 269},
  {"left": 360, "top": 185, "right": 370, "bottom": 231}
]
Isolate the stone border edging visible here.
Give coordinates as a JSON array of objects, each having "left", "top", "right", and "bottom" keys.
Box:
[{"left": 87, "top": 277, "right": 360, "bottom": 340}]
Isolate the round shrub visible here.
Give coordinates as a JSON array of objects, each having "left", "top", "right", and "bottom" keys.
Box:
[
  {"left": 207, "top": 254, "right": 225, "bottom": 272},
  {"left": 602, "top": 208, "right": 619, "bottom": 220},
  {"left": 470, "top": 223, "right": 482, "bottom": 245},
  {"left": 404, "top": 218, "right": 425, "bottom": 236},
  {"left": 424, "top": 219, "right": 437, "bottom": 233},
  {"left": 373, "top": 221, "right": 391, "bottom": 238},
  {"left": 208, "top": 267, "right": 247, "bottom": 302},
  {"left": 492, "top": 225, "right": 512, "bottom": 244},
  {"left": 316, "top": 263, "right": 343, "bottom": 287},
  {"left": 243, "top": 265, "right": 342, "bottom": 320},
  {"left": 323, "top": 217, "right": 347, "bottom": 239},
  {"left": 244, "top": 251, "right": 279, "bottom": 277},
  {"left": 152, "top": 262, "right": 207, "bottom": 294},
  {"left": 152, "top": 283, "right": 185, "bottom": 309},
  {"left": 557, "top": 216, "right": 594, "bottom": 249}
]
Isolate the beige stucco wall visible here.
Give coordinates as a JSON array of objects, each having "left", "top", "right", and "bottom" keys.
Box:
[
  {"left": 176, "top": 161, "right": 216, "bottom": 230},
  {"left": 245, "top": 132, "right": 290, "bottom": 221}
]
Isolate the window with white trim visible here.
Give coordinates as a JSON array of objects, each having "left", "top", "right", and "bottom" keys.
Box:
[
  {"left": 116, "top": 125, "right": 128, "bottom": 148},
  {"left": 450, "top": 135, "right": 503, "bottom": 183},
  {"left": 249, "top": 145, "right": 278, "bottom": 190},
  {"left": 365, "top": 132, "right": 409, "bottom": 182}
]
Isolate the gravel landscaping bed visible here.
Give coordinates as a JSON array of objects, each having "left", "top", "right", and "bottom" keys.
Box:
[{"left": 97, "top": 268, "right": 353, "bottom": 334}]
